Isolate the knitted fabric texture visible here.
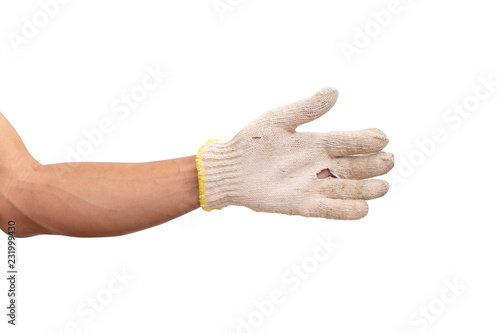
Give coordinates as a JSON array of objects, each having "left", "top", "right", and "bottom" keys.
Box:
[{"left": 198, "top": 87, "right": 394, "bottom": 220}]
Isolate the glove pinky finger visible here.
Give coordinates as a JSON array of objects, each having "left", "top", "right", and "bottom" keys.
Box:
[{"left": 306, "top": 198, "right": 368, "bottom": 220}]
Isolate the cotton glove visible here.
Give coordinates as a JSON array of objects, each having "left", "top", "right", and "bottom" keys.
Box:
[{"left": 196, "top": 87, "right": 394, "bottom": 220}]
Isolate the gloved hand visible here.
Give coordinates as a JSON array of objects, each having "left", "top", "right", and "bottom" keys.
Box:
[{"left": 195, "top": 87, "right": 394, "bottom": 219}]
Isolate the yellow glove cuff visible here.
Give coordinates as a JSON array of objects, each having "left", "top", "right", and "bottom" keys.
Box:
[{"left": 195, "top": 139, "right": 220, "bottom": 211}]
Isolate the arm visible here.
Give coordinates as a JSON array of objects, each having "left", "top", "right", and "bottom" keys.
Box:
[
  {"left": 1, "top": 87, "right": 394, "bottom": 238},
  {"left": 0, "top": 113, "right": 199, "bottom": 238},
  {"left": 4, "top": 158, "right": 199, "bottom": 238}
]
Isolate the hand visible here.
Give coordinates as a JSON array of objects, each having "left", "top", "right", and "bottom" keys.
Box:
[{"left": 197, "top": 87, "right": 394, "bottom": 220}]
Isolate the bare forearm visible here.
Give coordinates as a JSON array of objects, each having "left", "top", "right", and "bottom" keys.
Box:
[{"left": 5, "top": 156, "right": 199, "bottom": 237}]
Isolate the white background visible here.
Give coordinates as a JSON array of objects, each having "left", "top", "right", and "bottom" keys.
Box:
[{"left": 1, "top": 0, "right": 499, "bottom": 332}]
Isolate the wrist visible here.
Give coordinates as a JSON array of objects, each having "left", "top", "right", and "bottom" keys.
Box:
[{"left": 196, "top": 139, "right": 243, "bottom": 211}]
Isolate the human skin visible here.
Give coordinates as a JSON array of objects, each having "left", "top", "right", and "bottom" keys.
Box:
[
  {"left": 1, "top": 157, "right": 201, "bottom": 238},
  {"left": 0, "top": 112, "right": 201, "bottom": 237}
]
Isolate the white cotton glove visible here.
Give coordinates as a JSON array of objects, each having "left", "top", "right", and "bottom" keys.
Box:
[{"left": 195, "top": 87, "right": 394, "bottom": 220}]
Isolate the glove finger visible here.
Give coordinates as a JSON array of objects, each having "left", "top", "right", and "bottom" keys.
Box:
[
  {"left": 322, "top": 128, "right": 389, "bottom": 156},
  {"left": 315, "top": 179, "right": 389, "bottom": 200},
  {"left": 330, "top": 152, "right": 395, "bottom": 179},
  {"left": 306, "top": 198, "right": 368, "bottom": 220},
  {"left": 263, "top": 87, "right": 338, "bottom": 132}
]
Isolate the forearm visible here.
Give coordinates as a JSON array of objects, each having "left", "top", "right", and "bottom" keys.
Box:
[{"left": 4, "top": 156, "right": 199, "bottom": 237}]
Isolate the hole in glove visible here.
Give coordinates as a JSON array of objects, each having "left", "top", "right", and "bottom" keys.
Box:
[{"left": 316, "top": 168, "right": 337, "bottom": 179}]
